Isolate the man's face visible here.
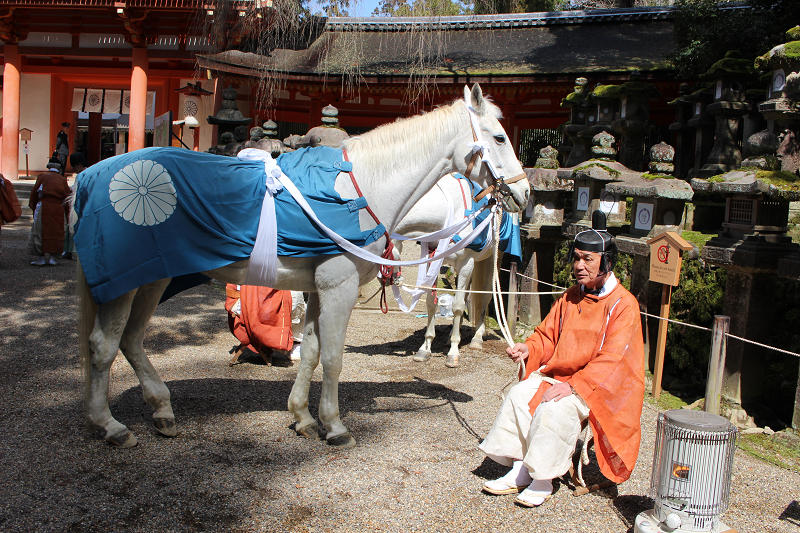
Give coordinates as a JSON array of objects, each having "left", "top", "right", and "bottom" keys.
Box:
[{"left": 572, "top": 248, "right": 606, "bottom": 289}]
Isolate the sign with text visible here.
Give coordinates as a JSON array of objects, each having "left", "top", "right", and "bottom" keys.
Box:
[{"left": 647, "top": 232, "right": 693, "bottom": 286}]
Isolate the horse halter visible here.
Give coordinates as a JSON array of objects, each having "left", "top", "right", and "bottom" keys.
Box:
[{"left": 464, "top": 105, "right": 527, "bottom": 203}]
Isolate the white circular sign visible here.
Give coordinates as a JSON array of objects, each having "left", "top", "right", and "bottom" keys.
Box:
[{"left": 109, "top": 159, "right": 177, "bottom": 226}]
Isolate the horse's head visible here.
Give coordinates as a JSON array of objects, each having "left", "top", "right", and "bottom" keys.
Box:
[{"left": 457, "top": 84, "right": 529, "bottom": 214}]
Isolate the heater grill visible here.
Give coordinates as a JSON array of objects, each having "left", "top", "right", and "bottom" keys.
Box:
[{"left": 647, "top": 410, "right": 738, "bottom": 532}]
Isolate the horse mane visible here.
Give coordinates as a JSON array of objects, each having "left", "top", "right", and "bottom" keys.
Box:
[{"left": 342, "top": 96, "right": 502, "bottom": 184}]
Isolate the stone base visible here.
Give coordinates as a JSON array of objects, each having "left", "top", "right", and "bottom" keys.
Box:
[
  {"left": 702, "top": 236, "right": 799, "bottom": 272},
  {"left": 778, "top": 252, "right": 800, "bottom": 280}
]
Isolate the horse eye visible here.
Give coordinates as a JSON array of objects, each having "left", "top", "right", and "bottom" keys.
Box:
[{"left": 494, "top": 135, "right": 506, "bottom": 144}]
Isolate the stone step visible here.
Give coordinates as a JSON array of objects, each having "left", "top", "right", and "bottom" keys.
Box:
[{"left": 12, "top": 181, "right": 35, "bottom": 217}]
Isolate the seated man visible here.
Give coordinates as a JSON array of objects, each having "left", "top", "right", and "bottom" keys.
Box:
[{"left": 478, "top": 220, "right": 644, "bottom": 507}]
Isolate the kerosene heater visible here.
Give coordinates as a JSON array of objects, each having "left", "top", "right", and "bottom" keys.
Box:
[{"left": 635, "top": 410, "right": 738, "bottom": 533}]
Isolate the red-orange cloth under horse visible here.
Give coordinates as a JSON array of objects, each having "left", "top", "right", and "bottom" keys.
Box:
[
  {"left": 225, "top": 284, "right": 294, "bottom": 354},
  {"left": 520, "top": 282, "right": 644, "bottom": 483}
]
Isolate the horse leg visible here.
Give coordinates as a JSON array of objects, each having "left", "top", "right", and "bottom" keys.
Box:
[
  {"left": 446, "top": 260, "right": 473, "bottom": 368},
  {"left": 468, "top": 258, "right": 493, "bottom": 350},
  {"left": 288, "top": 292, "right": 324, "bottom": 439},
  {"left": 118, "top": 279, "right": 175, "bottom": 437},
  {"left": 86, "top": 291, "right": 138, "bottom": 447},
  {"left": 412, "top": 290, "right": 438, "bottom": 362},
  {"left": 316, "top": 276, "right": 360, "bottom": 447}
]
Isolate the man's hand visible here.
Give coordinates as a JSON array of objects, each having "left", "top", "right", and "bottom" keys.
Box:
[
  {"left": 542, "top": 381, "right": 573, "bottom": 402},
  {"left": 506, "top": 343, "right": 529, "bottom": 364}
]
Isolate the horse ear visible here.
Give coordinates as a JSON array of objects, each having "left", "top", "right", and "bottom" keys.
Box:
[{"left": 469, "top": 84, "right": 486, "bottom": 115}]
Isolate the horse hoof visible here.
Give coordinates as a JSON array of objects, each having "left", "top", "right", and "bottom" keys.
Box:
[
  {"left": 296, "top": 422, "right": 324, "bottom": 440},
  {"left": 153, "top": 417, "right": 177, "bottom": 438},
  {"left": 445, "top": 354, "right": 460, "bottom": 368},
  {"left": 107, "top": 429, "right": 138, "bottom": 448},
  {"left": 327, "top": 432, "right": 357, "bottom": 448},
  {"left": 468, "top": 342, "right": 483, "bottom": 351},
  {"left": 412, "top": 350, "right": 431, "bottom": 362}
]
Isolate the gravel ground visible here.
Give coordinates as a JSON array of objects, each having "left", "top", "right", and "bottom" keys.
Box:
[{"left": 1, "top": 218, "right": 799, "bottom": 533}]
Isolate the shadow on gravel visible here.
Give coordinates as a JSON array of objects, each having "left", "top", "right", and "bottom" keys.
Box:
[
  {"left": 108, "top": 377, "right": 474, "bottom": 425},
  {"left": 613, "top": 494, "right": 655, "bottom": 532},
  {"left": 347, "top": 324, "right": 501, "bottom": 357}
]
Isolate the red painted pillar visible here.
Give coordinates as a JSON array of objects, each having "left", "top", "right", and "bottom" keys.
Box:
[
  {"left": 2, "top": 45, "right": 21, "bottom": 177},
  {"left": 129, "top": 47, "right": 148, "bottom": 152}
]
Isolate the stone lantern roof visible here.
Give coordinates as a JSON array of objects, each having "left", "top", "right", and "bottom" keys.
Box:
[
  {"left": 691, "top": 169, "right": 800, "bottom": 201},
  {"left": 754, "top": 26, "right": 800, "bottom": 72},
  {"left": 701, "top": 50, "right": 758, "bottom": 80},
  {"left": 605, "top": 174, "right": 693, "bottom": 200}
]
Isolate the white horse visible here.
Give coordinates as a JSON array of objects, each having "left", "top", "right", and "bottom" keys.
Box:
[
  {"left": 76, "top": 84, "right": 528, "bottom": 449},
  {"left": 393, "top": 174, "right": 510, "bottom": 368}
]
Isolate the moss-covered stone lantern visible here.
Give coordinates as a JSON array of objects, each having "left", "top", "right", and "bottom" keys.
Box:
[
  {"left": 697, "top": 51, "right": 758, "bottom": 177},
  {"left": 756, "top": 26, "right": 800, "bottom": 175},
  {"left": 691, "top": 168, "right": 800, "bottom": 407},
  {"left": 561, "top": 159, "right": 632, "bottom": 238},
  {"left": 668, "top": 83, "right": 697, "bottom": 179},
  {"left": 607, "top": 160, "right": 694, "bottom": 372},
  {"left": 560, "top": 78, "right": 595, "bottom": 167},
  {"left": 682, "top": 85, "right": 717, "bottom": 179},
  {"left": 518, "top": 150, "right": 574, "bottom": 326},
  {"left": 610, "top": 71, "right": 661, "bottom": 171}
]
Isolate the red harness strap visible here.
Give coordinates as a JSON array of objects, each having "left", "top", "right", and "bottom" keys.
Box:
[{"left": 342, "top": 149, "right": 396, "bottom": 313}]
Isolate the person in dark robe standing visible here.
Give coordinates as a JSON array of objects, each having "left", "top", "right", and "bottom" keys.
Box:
[
  {"left": 54, "top": 122, "right": 70, "bottom": 176},
  {"left": 27, "top": 158, "right": 71, "bottom": 266}
]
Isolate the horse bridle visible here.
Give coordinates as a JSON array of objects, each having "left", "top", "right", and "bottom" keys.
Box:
[{"left": 464, "top": 105, "right": 527, "bottom": 203}]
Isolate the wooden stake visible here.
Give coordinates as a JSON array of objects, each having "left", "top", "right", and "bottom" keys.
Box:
[
  {"left": 704, "top": 315, "right": 730, "bottom": 415},
  {"left": 651, "top": 283, "right": 672, "bottom": 400}
]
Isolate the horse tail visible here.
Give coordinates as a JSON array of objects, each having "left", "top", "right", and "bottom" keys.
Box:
[
  {"left": 76, "top": 257, "right": 97, "bottom": 427},
  {"left": 66, "top": 189, "right": 77, "bottom": 236}
]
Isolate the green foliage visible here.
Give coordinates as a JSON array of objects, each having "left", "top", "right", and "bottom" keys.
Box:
[
  {"left": 373, "top": 0, "right": 472, "bottom": 16},
  {"left": 680, "top": 230, "right": 716, "bottom": 251},
  {"left": 667, "top": 0, "right": 800, "bottom": 78},
  {"left": 473, "top": 0, "right": 565, "bottom": 15},
  {"left": 738, "top": 431, "right": 800, "bottom": 473},
  {"left": 553, "top": 240, "right": 574, "bottom": 289},
  {"left": 664, "top": 260, "right": 726, "bottom": 390}
]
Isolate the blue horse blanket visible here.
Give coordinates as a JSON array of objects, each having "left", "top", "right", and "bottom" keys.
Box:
[
  {"left": 450, "top": 174, "right": 522, "bottom": 263},
  {"left": 74, "top": 147, "right": 383, "bottom": 304}
]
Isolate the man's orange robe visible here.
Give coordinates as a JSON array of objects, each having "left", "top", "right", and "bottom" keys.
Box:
[
  {"left": 225, "top": 284, "right": 294, "bottom": 353},
  {"left": 522, "top": 282, "right": 644, "bottom": 484}
]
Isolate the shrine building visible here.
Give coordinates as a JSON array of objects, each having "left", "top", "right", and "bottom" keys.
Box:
[{"left": 1, "top": 2, "right": 681, "bottom": 176}]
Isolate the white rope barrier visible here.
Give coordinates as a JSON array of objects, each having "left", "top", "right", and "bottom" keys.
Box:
[
  {"left": 639, "top": 312, "right": 712, "bottom": 332},
  {"left": 726, "top": 333, "right": 800, "bottom": 359}
]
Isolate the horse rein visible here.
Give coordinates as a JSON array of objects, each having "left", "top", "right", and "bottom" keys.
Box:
[
  {"left": 342, "top": 148, "right": 397, "bottom": 314},
  {"left": 464, "top": 106, "right": 527, "bottom": 203}
]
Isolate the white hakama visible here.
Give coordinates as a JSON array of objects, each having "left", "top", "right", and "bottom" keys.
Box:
[{"left": 479, "top": 374, "right": 590, "bottom": 480}]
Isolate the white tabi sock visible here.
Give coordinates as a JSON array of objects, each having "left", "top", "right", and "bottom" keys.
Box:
[{"left": 500, "top": 460, "right": 532, "bottom": 486}]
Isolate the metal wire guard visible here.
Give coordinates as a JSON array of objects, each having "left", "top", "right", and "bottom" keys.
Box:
[{"left": 648, "top": 410, "right": 737, "bottom": 530}]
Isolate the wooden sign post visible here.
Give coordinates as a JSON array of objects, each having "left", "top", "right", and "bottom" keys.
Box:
[
  {"left": 647, "top": 231, "right": 693, "bottom": 399},
  {"left": 19, "top": 128, "right": 32, "bottom": 178}
]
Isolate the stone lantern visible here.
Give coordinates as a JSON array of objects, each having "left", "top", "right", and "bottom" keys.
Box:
[
  {"left": 684, "top": 85, "right": 716, "bottom": 179},
  {"left": 668, "top": 83, "right": 697, "bottom": 179},
  {"left": 691, "top": 169, "right": 800, "bottom": 407},
  {"left": 608, "top": 150, "right": 694, "bottom": 371},
  {"left": 756, "top": 26, "right": 800, "bottom": 174},
  {"left": 593, "top": 83, "right": 621, "bottom": 128},
  {"left": 561, "top": 158, "right": 634, "bottom": 239},
  {"left": 518, "top": 148, "right": 573, "bottom": 326},
  {"left": 560, "top": 78, "right": 595, "bottom": 167},
  {"left": 610, "top": 71, "right": 661, "bottom": 171},
  {"left": 206, "top": 86, "right": 252, "bottom": 145},
  {"left": 697, "top": 51, "right": 758, "bottom": 177}
]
